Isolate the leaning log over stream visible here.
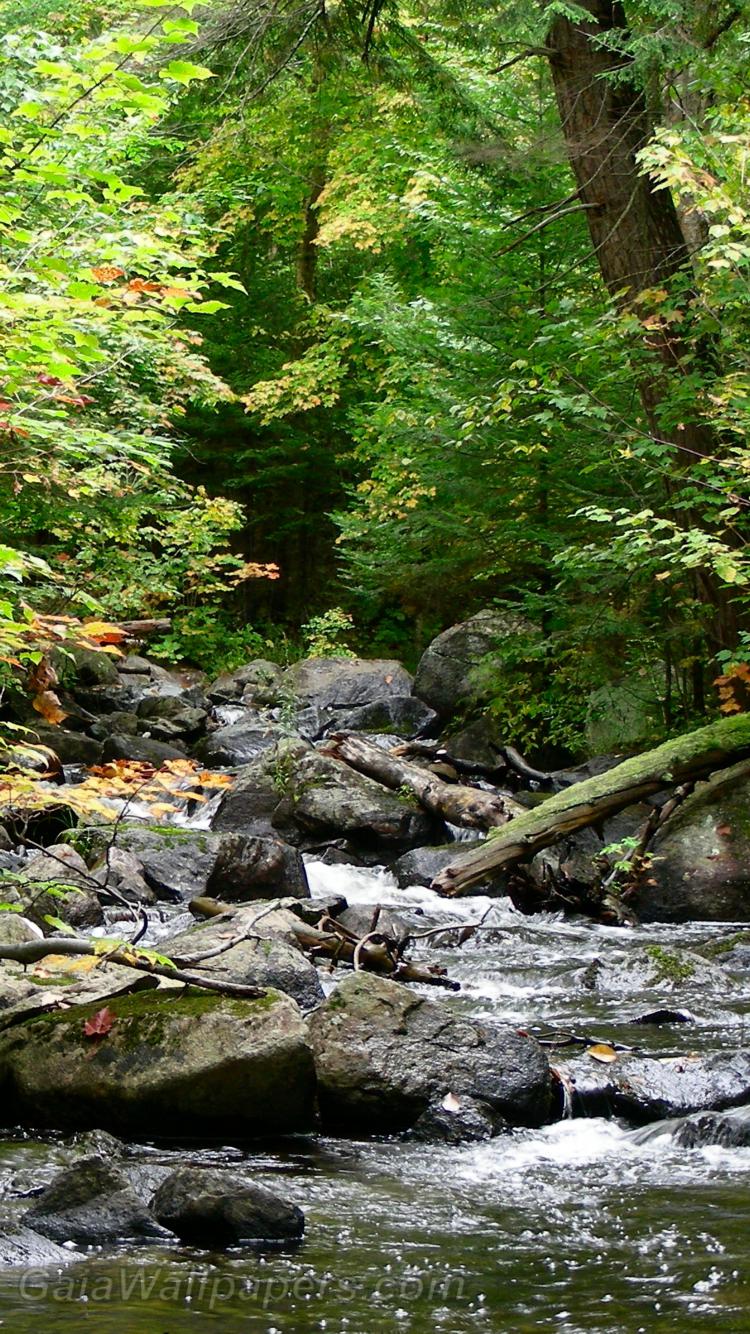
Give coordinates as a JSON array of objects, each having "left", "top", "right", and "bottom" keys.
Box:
[
  {"left": 431, "top": 715, "right": 750, "bottom": 897},
  {"left": 325, "top": 732, "right": 524, "bottom": 829}
]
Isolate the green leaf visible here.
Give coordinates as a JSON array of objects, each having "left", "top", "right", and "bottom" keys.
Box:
[{"left": 160, "top": 60, "right": 214, "bottom": 86}]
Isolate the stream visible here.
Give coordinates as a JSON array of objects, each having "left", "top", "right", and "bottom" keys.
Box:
[{"left": 2, "top": 859, "right": 750, "bottom": 1333}]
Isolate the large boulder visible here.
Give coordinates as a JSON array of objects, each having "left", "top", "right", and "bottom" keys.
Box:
[
  {"left": 52, "top": 646, "right": 120, "bottom": 688},
  {"left": 308, "top": 971, "right": 554, "bottom": 1134},
  {"left": 102, "top": 735, "right": 186, "bottom": 765},
  {"left": 151, "top": 1167, "right": 304, "bottom": 1246},
  {"left": 413, "top": 610, "right": 532, "bottom": 719},
  {"left": 284, "top": 657, "right": 413, "bottom": 713},
  {"left": 214, "top": 739, "right": 438, "bottom": 852},
  {"left": 23, "top": 1157, "right": 165, "bottom": 1245},
  {"left": 0, "top": 988, "right": 316, "bottom": 1135},
  {"left": 633, "top": 761, "right": 750, "bottom": 922}
]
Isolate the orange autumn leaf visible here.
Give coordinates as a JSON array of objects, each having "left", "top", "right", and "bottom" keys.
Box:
[
  {"left": 32, "top": 689, "right": 68, "bottom": 725},
  {"left": 91, "top": 265, "right": 124, "bottom": 284},
  {"left": 83, "top": 1006, "right": 116, "bottom": 1039}
]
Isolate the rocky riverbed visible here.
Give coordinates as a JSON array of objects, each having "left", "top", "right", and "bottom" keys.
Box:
[{"left": 2, "top": 615, "right": 750, "bottom": 1331}]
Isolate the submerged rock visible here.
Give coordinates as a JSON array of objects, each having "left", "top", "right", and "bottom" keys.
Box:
[
  {"left": 0, "top": 988, "right": 316, "bottom": 1136},
  {"left": 151, "top": 1167, "right": 304, "bottom": 1246},
  {"left": 23, "top": 1156, "right": 165, "bottom": 1245},
  {"left": 308, "top": 971, "right": 554, "bottom": 1134},
  {"left": 670, "top": 1104, "right": 750, "bottom": 1149},
  {"left": 579, "top": 945, "right": 730, "bottom": 994}
]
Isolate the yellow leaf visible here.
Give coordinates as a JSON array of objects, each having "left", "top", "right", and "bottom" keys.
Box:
[{"left": 586, "top": 1043, "right": 618, "bottom": 1064}]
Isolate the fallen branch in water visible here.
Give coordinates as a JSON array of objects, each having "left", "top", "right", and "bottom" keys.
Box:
[{"left": 0, "top": 937, "right": 265, "bottom": 998}]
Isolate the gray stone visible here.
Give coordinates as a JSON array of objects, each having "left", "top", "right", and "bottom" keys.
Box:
[
  {"left": 137, "top": 695, "right": 208, "bottom": 737},
  {"left": 215, "top": 739, "right": 438, "bottom": 852},
  {"left": 162, "top": 909, "right": 323, "bottom": 1009},
  {"left": 118, "top": 655, "right": 154, "bottom": 674},
  {"left": 308, "top": 971, "right": 554, "bottom": 1134},
  {"left": 207, "top": 660, "right": 284, "bottom": 705},
  {"left": 633, "top": 761, "right": 750, "bottom": 922},
  {"left": 19, "top": 845, "right": 103, "bottom": 929},
  {"left": 580, "top": 945, "right": 731, "bottom": 994},
  {"left": 206, "top": 832, "right": 309, "bottom": 902},
  {"left": 53, "top": 646, "right": 120, "bottom": 687},
  {"left": 565, "top": 1049, "right": 750, "bottom": 1124},
  {"left": 0, "top": 988, "right": 316, "bottom": 1135},
  {"left": 25, "top": 724, "right": 103, "bottom": 767},
  {"left": 151, "top": 1167, "right": 304, "bottom": 1246},
  {"left": 23, "top": 1157, "right": 165, "bottom": 1244},
  {"left": 0, "top": 1225, "right": 79, "bottom": 1267},
  {"left": 320, "top": 695, "right": 438, "bottom": 739},
  {"left": 195, "top": 717, "right": 288, "bottom": 767},
  {"left": 101, "top": 735, "right": 186, "bottom": 765},
  {"left": 413, "top": 610, "right": 533, "bottom": 718},
  {"left": 283, "top": 657, "right": 413, "bottom": 714}
]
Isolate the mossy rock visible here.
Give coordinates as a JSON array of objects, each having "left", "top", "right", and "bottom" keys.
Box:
[{"left": 0, "top": 987, "right": 315, "bottom": 1136}]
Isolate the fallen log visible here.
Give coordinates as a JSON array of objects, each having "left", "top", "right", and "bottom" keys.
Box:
[
  {"left": 325, "top": 732, "right": 524, "bottom": 830},
  {"left": 117, "top": 618, "right": 171, "bottom": 639},
  {"left": 431, "top": 715, "right": 750, "bottom": 897}
]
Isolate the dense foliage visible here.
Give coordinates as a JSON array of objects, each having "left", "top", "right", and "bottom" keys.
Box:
[{"left": 2, "top": 0, "right": 750, "bottom": 755}]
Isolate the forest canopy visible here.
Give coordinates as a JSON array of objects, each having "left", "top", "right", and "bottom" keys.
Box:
[{"left": 1, "top": 0, "right": 749, "bottom": 755}]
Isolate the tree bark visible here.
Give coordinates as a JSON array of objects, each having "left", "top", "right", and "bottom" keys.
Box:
[
  {"left": 431, "top": 714, "right": 750, "bottom": 897},
  {"left": 325, "top": 732, "right": 525, "bottom": 829}
]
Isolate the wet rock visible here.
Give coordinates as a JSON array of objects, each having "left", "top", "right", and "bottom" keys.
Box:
[
  {"left": 90, "top": 710, "right": 140, "bottom": 738},
  {"left": 162, "top": 911, "right": 323, "bottom": 1010},
  {"left": 564, "top": 1049, "right": 750, "bottom": 1123},
  {"left": 632, "top": 761, "right": 750, "bottom": 922},
  {"left": 670, "top": 1104, "right": 750, "bottom": 1149},
  {"left": 319, "top": 696, "right": 438, "bottom": 740},
  {"left": 136, "top": 695, "right": 208, "bottom": 739},
  {"left": 0, "top": 988, "right": 316, "bottom": 1135},
  {"left": 90, "top": 847, "right": 155, "bottom": 905},
  {"left": 18, "top": 845, "right": 103, "bottom": 929},
  {"left": 308, "top": 971, "right": 554, "bottom": 1134},
  {"left": 439, "top": 717, "right": 507, "bottom": 772},
  {"left": 195, "top": 717, "right": 288, "bottom": 767},
  {"left": 214, "top": 739, "right": 438, "bottom": 852},
  {"left": 335, "top": 903, "right": 412, "bottom": 942},
  {"left": 207, "top": 660, "right": 284, "bottom": 705},
  {"left": 151, "top": 1167, "right": 304, "bottom": 1246},
  {"left": 410, "top": 1094, "right": 509, "bottom": 1144},
  {"left": 0, "top": 1224, "right": 79, "bottom": 1267},
  {"left": 413, "top": 610, "right": 533, "bottom": 719},
  {"left": 391, "top": 844, "right": 474, "bottom": 889},
  {"left": 87, "top": 827, "right": 307, "bottom": 903},
  {"left": 579, "top": 945, "right": 730, "bottom": 994},
  {"left": 101, "top": 735, "right": 185, "bottom": 765},
  {"left": 23, "top": 1157, "right": 164, "bottom": 1244}
]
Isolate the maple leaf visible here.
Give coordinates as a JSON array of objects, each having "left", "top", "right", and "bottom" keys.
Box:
[
  {"left": 83, "top": 1006, "right": 116, "bottom": 1039},
  {"left": 91, "top": 265, "right": 124, "bottom": 284}
]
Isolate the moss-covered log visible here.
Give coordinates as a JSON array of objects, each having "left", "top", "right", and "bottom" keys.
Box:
[{"left": 431, "top": 716, "right": 750, "bottom": 897}]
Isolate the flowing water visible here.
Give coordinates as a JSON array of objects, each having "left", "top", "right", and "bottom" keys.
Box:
[{"left": 2, "top": 860, "right": 750, "bottom": 1333}]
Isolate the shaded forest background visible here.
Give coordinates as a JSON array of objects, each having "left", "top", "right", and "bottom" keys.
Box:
[{"left": 2, "top": 0, "right": 750, "bottom": 758}]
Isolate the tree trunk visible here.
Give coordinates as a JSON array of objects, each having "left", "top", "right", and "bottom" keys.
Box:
[
  {"left": 546, "top": 0, "right": 738, "bottom": 655},
  {"left": 431, "top": 714, "right": 750, "bottom": 897}
]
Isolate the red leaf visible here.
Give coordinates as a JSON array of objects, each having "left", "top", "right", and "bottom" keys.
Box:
[{"left": 83, "top": 1006, "right": 115, "bottom": 1039}]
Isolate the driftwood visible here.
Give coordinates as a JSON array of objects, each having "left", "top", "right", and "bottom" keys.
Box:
[
  {"left": 431, "top": 715, "right": 750, "bottom": 897},
  {"left": 0, "top": 936, "right": 265, "bottom": 998},
  {"left": 117, "top": 618, "right": 171, "bottom": 639},
  {"left": 325, "top": 732, "right": 524, "bottom": 829},
  {"left": 189, "top": 897, "right": 461, "bottom": 990}
]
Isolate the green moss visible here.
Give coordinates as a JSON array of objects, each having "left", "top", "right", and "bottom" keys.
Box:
[
  {"left": 645, "top": 944, "right": 695, "bottom": 983},
  {"left": 700, "top": 931, "right": 750, "bottom": 959}
]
